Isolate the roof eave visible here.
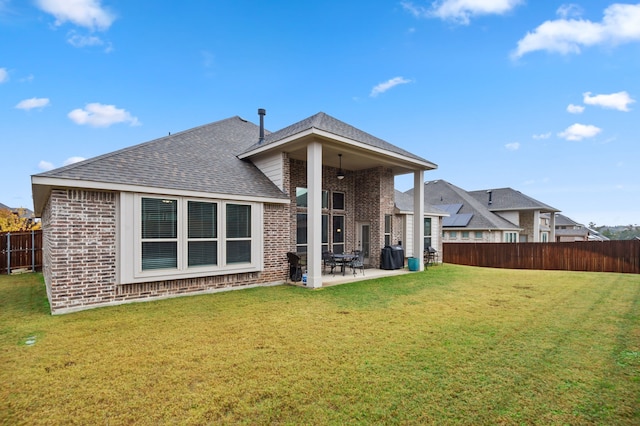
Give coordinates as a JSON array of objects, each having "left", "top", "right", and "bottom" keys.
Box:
[{"left": 31, "top": 176, "right": 289, "bottom": 217}]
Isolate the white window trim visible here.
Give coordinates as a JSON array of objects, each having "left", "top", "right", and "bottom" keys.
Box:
[{"left": 119, "top": 193, "right": 263, "bottom": 284}]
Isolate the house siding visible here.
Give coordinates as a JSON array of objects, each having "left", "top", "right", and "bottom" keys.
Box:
[{"left": 43, "top": 189, "right": 289, "bottom": 314}]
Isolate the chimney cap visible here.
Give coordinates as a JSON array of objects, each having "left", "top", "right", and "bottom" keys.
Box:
[{"left": 258, "top": 108, "right": 266, "bottom": 115}]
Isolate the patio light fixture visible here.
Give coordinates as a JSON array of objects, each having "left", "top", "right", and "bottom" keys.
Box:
[{"left": 337, "top": 154, "right": 345, "bottom": 180}]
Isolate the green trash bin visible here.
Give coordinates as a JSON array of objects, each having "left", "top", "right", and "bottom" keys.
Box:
[{"left": 408, "top": 257, "right": 419, "bottom": 271}]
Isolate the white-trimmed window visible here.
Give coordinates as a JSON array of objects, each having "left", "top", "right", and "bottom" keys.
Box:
[
  {"left": 423, "top": 217, "right": 432, "bottom": 249},
  {"left": 137, "top": 196, "right": 258, "bottom": 276},
  {"left": 504, "top": 232, "right": 517, "bottom": 243},
  {"left": 384, "top": 214, "right": 392, "bottom": 246}
]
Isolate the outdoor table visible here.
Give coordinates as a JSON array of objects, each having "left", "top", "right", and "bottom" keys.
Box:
[{"left": 333, "top": 253, "right": 356, "bottom": 275}]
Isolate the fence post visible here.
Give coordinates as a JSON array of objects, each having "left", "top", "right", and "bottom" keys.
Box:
[
  {"left": 31, "top": 230, "right": 35, "bottom": 272},
  {"left": 6, "top": 232, "right": 10, "bottom": 275}
]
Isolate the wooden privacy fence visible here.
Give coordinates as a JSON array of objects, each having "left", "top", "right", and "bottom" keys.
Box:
[
  {"left": 443, "top": 240, "right": 640, "bottom": 274},
  {"left": 0, "top": 230, "right": 43, "bottom": 274}
]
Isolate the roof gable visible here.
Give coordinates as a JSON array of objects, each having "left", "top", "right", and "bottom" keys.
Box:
[
  {"left": 241, "top": 112, "right": 434, "bottom": 166},
  {"left": 407, "top": 180, "right": 520, "bottom": 230}
]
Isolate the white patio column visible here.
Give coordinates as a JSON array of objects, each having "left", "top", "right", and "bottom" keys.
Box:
[
  {"left": 533, "top": 210, "right": 541, "bottom": 242},
  {"left": 413, "top": 170, "right": 425, "bottom": 271},
  {"left": 550, "top": 212, "right": 556, "bottom": 242},
  {"left": 306, "top": 141, "right": 323, "bottom": 288}
]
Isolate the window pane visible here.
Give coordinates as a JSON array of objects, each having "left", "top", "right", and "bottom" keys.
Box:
[
  {"left": 188, "top": 241, "right": 217, "bottom": 267},
  {"left": 322, "top": 214, "right": 329, "bottom": 244},
  {"left": 296, "top": 188, "right": 308, "bottom": 207},
  {"left": 332, "top": 192, "right": 345, "bottom": 210},
  {"left": 142, "top": 198, "right": 177, "bottom": 239},
  {"left": 142, "top": 241, "right": 177, "bottom": 270},
  {"left": 188, "top": 201, "right": 216, "bottom": 239},
  {"left": 385, "top": 215, "right": 392, "bottom": 233},
  {"left": 227, "top": 241, "right": 251, "bottom": 263},
  {"left": 333, "top": 215, "right": 344, "bottom": 243},
  {"left": 226, "top": 204, "right": 251, "bottom": 238},
  {"left": 423, "top": 218, "right": 431, "bottom": 237},
  {"left": 322, "top": 191, "right": 329, "bottom": 209},
  {"left": 297, "top": 214, "right": 307, "bottom": 245}
]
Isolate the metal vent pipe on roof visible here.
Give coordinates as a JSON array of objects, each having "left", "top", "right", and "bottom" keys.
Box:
[{"left": 258, "top": 108, "right": 266, "bottom": 144}]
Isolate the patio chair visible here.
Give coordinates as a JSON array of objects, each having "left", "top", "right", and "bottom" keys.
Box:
[
  {"left": 286, "top": 252, "right": 303, "bottom": 282},
  {"left": 350, "top": 250, "right": 365, "bottom": 276},
  {"left": 424, "top": 246, "right": 438, "bottom": 267},
  {"left": 322, "top": 251, "right": 337, "bottom": 275}
]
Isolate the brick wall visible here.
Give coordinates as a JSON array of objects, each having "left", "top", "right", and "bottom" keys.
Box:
[
  {"left": 44, "top": 189, "right": 118, "bottom": 313},
  {"left": 289, "top": 160, "right": 394, "bottom": 268},
  {"left": 519, "top": 211, "right": 535, "bottom": 242},
  {"left": 44, "top": 188, "right": 290, "bottom": 314}
]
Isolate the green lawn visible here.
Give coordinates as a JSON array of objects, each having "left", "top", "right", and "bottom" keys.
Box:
[{"left": 1, "top": 265, "right": 639, "bottom": 425}]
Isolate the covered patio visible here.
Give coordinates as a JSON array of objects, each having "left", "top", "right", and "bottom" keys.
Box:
[{"left": 240, "top": 112, "right": 437, "bottom": 289}]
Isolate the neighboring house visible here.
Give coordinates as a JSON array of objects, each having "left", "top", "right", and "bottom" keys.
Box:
[
  {"left": 0, "top": 202, "right": 35, "bottom": 219},
  {"left": 393, "top": 189, "right": 448, "bottom": 259},
  {"left": 407, "top": 180, "right": 559, "bottom": 243},
  {"left": 32, "top": 110, "right": 437, "bottom": 314},
  {"left": 555, "top": 213, "right": 609, "bottom": 242},
  {"left": 467, "top": 187, "right": 559, "bottom": 243}
]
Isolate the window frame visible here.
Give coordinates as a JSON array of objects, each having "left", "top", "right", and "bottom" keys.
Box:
[
  {"left": 127, "top": 194, "right": 262, "bottom": 282},
  {"left": 423, "top": 217, "right": 432, "bottom": 250},
  {"left": 384, "top": 214, "right": 392, "bottom": 246}
]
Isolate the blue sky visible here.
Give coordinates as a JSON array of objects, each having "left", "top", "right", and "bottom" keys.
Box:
[{"left": 1, "top": 0, "right": 639, "bottom": 226}]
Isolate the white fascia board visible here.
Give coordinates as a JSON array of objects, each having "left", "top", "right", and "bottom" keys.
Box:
[
  {"left": 397, "top": 209, "right": 450, "bottom": 217},
  {"left": 31, "top": 176, "right": 290, "bottom": 204}
]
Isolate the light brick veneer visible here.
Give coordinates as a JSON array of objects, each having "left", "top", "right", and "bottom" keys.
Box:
[
  {"left": 42, "top": 189, "right": 118, "bottom": 313},
  {"left": 43, "top": 189, "right": 290, "bottom": 314}
]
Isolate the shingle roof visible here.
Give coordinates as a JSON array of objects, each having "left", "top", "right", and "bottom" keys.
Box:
[
  {"left": 406, "top": 180, "right": 520, "bottom": 230},
  {"left": 394, "top": 190, "right": 448, "bottom": 216},
  {"left": 555, "top": 213, "right": 582, "bottom": 227},
  {"left": 468, "top": 187, "right": 559, "bottom": 212},
  {"left": 34, "top": 116, "right": 288, "bottom": 200},
  {"left": 241, "top": 112, "right": 433, "bottom": 165}
]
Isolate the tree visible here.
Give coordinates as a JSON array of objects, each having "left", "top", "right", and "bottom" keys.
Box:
[{"left": 0, "top": 208, "right": 41, "bottom": 232}]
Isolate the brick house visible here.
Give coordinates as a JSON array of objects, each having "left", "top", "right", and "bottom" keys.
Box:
[
  {"left": 32, "top": 110, "right": 437, "bottom": 314},
  {"left": 408, "top": 180, "right": 559, "bottom": 244}
]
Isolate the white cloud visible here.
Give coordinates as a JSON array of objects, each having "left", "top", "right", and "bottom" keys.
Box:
[
  {"left": 556, "top": 4, "right": 583, "bottom": 19},
  {"left": 567, "top": 103, "right": 585, "bottom": 114},
  {"left": 15, "top": 97, "right": 51, "bottom": 110},
  {"left": 532, "top": 132, "right": 551, "bottom": 140},
  {"left": 67, "top": 32, "right": 103, "bottom": 47},
  {"left": 402, "top": 0, "right": 523, "bottom": 25},
  {"left": 0, "top": 67, "right": 8, "bottom": 83},
  {"left": 512, "top": 3, "right": 640, "bottom": 58},
  {"left": 370, "top": 76, "right": 412, "bottom": 97},
  {"left": 36, "top": 0, "right": 115, "bottom": 31},
  {"left": 63, "top": 156, "right": 86, "bottom": 166},
  {"left": 68, "top": 103, "right": 140, "bottom": 127},
  {"left": 505, "top": 142, "right": 520, "bottom": 151},
  {"left": 583, "top": 91, "right": 635, "bottom": 111},
  {"left": 38, "top": 160, "right": 54, "bottom": 171},
  {"left": 558, "top": 123, "right": 602, "bottom": 141}
]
